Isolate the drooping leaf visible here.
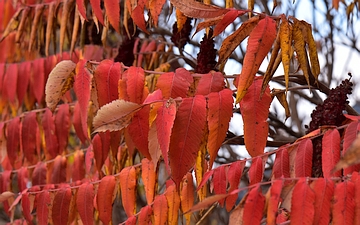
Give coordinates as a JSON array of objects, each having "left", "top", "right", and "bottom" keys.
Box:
[
  {"left": 156, "top": 68, "right": 193, "bottom": 98},
  {"left": 28, "top": 5, "right": 45, "bottom": 52},
  {"left": 229, "top": 200, "right": 245, "bottom": 225},
  {"left": 249, "top": 156, "right": 266, "bottom": 185},
  {"left": 266, "top": 180, "right": 283, "bottom": 225},
  {"left": 141, "top": 158, "right": 156, "bottom": 204},
  {"left": 7, "top": 116, "right": 20, "bottom": 168},
  {"left": 153, "top": 195, "right": 168, "bottom": 225},
  {"left": 93, "top": 99, "right": 143, "bottom": 133},
  {"left": 181, "top": 173, "right": 195, "bottom": 224},
  {"left": 138, "top": 205, "right": 152, "bottom": 225},
  {"left": 332, "top": 181, "right": 355, "bottom": 224},
  {"left": 213, "top": 166, "right": 227, "bottom": 207},
  {"left": 126, "top": 66, "right": 145, "bottom": 104},
  {"left": 213, "top": 9, "right": 246, "bottom": 37},
  {"left": 74, "top": 59, "right": 91, "bottom": 140},
  {"left": 279, "top": 16, "right": 293, "bottom": 91},
  {"left": 51, "top": 155, "right": 67, "bottom": 184},
  {"left": 169, "top": 95, "right": 207, "bottom": 186},
  {"left": 262, "top": 33, "right": 281, "bottom": 93},
  {"left": 97, "top": 176, "right": 116, "bottom": 224},
  {"left": 32, "top": 162, "right": 46, "bottom": 186},
  {"left": 240, "top": 77, "right": 272, "bottom": 157},
  {"left": 17, "top": 167, "right": 28, "bottom": 192},
  {"left": 76, "top": 182, "right": 95, "bottom": 225},
  {"left": 218, "top": 16, "right": 260, "bottom": 65},
  {"left": 104, "top": 0, "right": 120, "bottom": 33},
  {"left": 73, "top": 102, "right": 89, "bottom": 144},
  {"left": 45, "top": 2, "right": 56, "bottom": 56},
  {"left": 3, "top": 63, "right": 18, "bottom": 104},
  {"left": 235, "top": 16, "right": 277, "bottom": 102},
  {"left": 76, "top": 0, "right": 87, "bottom": 20},
  {"left": 170, "top": 0, "right": 229, "bottom": 18},
  {"left": 37, "top": 191, "right": 51, "bottom": 225},
  {"left": 225, "top": 161, "right": 244, "bottom": 211},
  {"left": 52, "top": 187, "right": 72, "bottom": 225},
  {"left": 351, "top": 172, "right": 360, "bottom": 225},
  {"left": 295, "top": 138, "right": 313, "bottom": 177},
  {"left": 21, "top": 111, "right": 38, "bottom": 164},
  {"left": 93, "top": 59, "right": 121, "bottom": 107},
  {"left": 90, "top": 0, "right": 104, "bottom": 25},
  {"left": 311, "top": 178, "right": 334, "bottom": 225},
  {"left": 149, "top": 0, "right": 166, "bottom": 26},
  {"left": 42, "top": 108, "right": 59, "bottom": 159},
  {"left": 290, "top": 178, "right": 315, "bottom": 225},
  {"left": 273, "top": 146, "right": 290, "bottom": 179},
  {"left": 119, "top": 166, "right": 137, "bottom": 217},
  {"left": 59, "top": 0, "right": 73, "bottom": 55},
  {"left": 165, "top": 184, "right": 180, "bottom": 225},
  {"left": 322, "top": 129, "right": 341, "bottom": 178},
  {"left": 72, "top": 150, "right": 85, "bottom": 181},
  {"left": 156, "top": 99, "right": 176, "bottom": 172},
  {"left": 21, "top": 193, "right": 32, "bottom": 224},
  {"left": 243, "top": 184, "right": 265, "bottom": 224},
  {"left": 207, "top": 89, "right": 233, "bottom": 168},
  {"left": 55, "top": 104, "right": 70, "bottom": 154},
  {"left": 195, "top": 16, "right": 224, "bottom": 35},
  {"left": 195, "top": 71, "right": 225, "bottom": 96}
]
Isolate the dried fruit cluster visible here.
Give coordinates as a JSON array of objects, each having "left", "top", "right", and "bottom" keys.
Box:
[
  {"left": 170, "top": 18, "right": 193, "bottom": 49},
  {"left": 195, "top": 29, "right": 217, "bottom": 74},
  {"left": 307, "top": 77, "right": 353, "bottom": 177}
]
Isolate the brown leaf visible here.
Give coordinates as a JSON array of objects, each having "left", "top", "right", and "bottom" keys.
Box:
[{"left": 170, "top": 0, "right": 229, "bottom": 18}]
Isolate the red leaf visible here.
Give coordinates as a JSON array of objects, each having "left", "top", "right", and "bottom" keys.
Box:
[
  {"left": 156, "top": 68, "right": 193, "bottom": 98},
  {"left": 32, "top": 162, "right": 46, "bottom": 186},
  {"left": 31, "top": 58, "right": 45, "bottom": 104},
  {"left": 153, "top": 195, "right": 168, "bottom": 225},
  {"left": 351, "top": 172, "right": 360, "bottom": 225},
  {"left": 295, "top": 139, "right": 313, "bottom": 177},
  {"left": 119, "top": 166, "right": 137, "bottom": 217},
  {"left": 76, "top": 182, "right": 95, "bottom": 225},
  {"left": 249, "top": 156, "right": 266, "bottom": 185},
  {"left": 126, "top": 66, "right": 145, "bottom": 104},
  {"left": 195, "top": 71, "right": 225, "bottom": 95},
  {"left": 169, "top": 96, "right": 207, "bottom": 186},
  {"left": 127, "top": 106, "right": 151, "bottom": 159},
  {"left": 225, "top": 161, "right": 245, "bottom": 211},
  {"left": 125, "top": 216, "right": 137, "bottom": 225},
  {"left": 170, "top": 0, "right": 229, "bottom": 18},
  {"left": 156, "top": 99, "right": 176, "bottom": 172},
  {"left": 207, "top": 89, "right": 233, "bottom": 168},
  {"left": 343, "top": 121, "right": 360, "bottom": 175},
  {"left": 52, "top": 187, "right": 72, "bottom": 225},
  {"left": 73, "top": 101, "right": 88, "bottom": 144},
  {"left": 3, "top": 63, "right": 18, "bottom": 104},
  {"left": 332, "top": 181, "right": 355, "bottom": 224},
  {"left": 322, "top": 129, "right": 341, "bottom": 178},
  {"left": 94, "top": 59, "right": 121, "bottom": 107},
  {"left": 7, "top": 116, "right": 20, "bottom": 168},
  {"left": 17, "top": 61, "right": 30, "bottom": 105},
  {"left": 236, "top": 16, "right": 277, "bottom": 102},
  {"left": 51, "top": 155, "right": 67, "bottom": 184},
  {"left": 240, "top": 77, "right": 271, "bottom": 157},
  {"left": 197, "top": 170, "right": 214, "bottom": 191},
  {"left": 189, "top": 193, "right": 229, "bottom": 213},
  {"left": 213, "top": 166, "right": 227, "bottom": 207},
  {"left": 72, "top": 150, "right": 85, "bottom": 181},
  {"left": 21, "top": 193, "right": 33, "bottom": 224},
  {"left": 55, "top": 104, "right": 70, "bottom": 154},
  {"left": 21, "top": 111, "right": 38, "bottom": 164},
  {"left": 76, "top": 0, "right": 87, "bottom": 20},
  {"left": 37, "top": 191, "right": 51, "bottom": 225},
  {"left": 165, "top": 184, "right": 180, "bottom": 225},
  {"left": 104, "top": 0, "right": 120, "bottom": 33},
  {"left": 130, "top": 5, "right": 147, "bottom": 33},
  {"left": 290, "top": 178, "right": 315, "bottom": 225},
  {"left": 311, "top": 178, "right": 334, "bottom": 225},
  {"left": 90, "top": 0, "right": 104, "bottom": 25},
  {"left": 97, "top": 176, "right": 116, "bottom": 224},
  {"left": 141, "top": 158, "right": 156, "bottom": 204},
  {"left": 273, "top": 146, "right": 290, "bottom": 179},
  {"left": 92, "top": 133, "right": 103, "bottom": 172},
  {"left": 243, "top": 184, "right": 265, "bottom": 224},
  {"left": 42, "top": 108, "right": 59, "bottom": 158},
  {"left": 266, "top": 180, "right": 283, "bottom": 225},
  {"left": 74, "top": 60, "right": 91, "bottom": 142},
  {"left": 17, "top": 167, "right": 28, "bottom": 192},
  {"left": 138, "top": 205, "right": 152, "bottom": 225},
  {"left": 213, "top": 9, "right": 244, "bottom": 36}
]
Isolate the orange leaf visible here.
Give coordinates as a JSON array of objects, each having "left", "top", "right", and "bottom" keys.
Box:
[
  {"left": 294, "top": 138, "right": 313, "bottom": 177},
  {"left": 97, "top": 176, "right": 116, "bottom": 224},
  {"left": 243, "top": 184, "right": 265, "bottom": 224},
  {"left": 52, "top": 188, "right": 72, "bottom": 225},
  {"left": 90, "top": 0, "right": 104, "bottom": 25},
  {"left": 138, "top": 205, "right": 152, "bottom": 225},
  {"left": 51, "top": 155, "right": 67, "bottom": 184},
  {"left": 170, "top": 0, "right": 229, "bottom": 18},
  {"left": 104, "top": 0, "right": 120, "bottom": 33},
  {"left": 332, "top": 181, "right": 355, "bottom": 224},
  {"left": 212, "top": 166, "right": 227, "bottom": 207},
  {"left": 311, "top": 178, "right": 334, "bottom": 225},
  {"left": 94, "top": 59, "right": 121, "bottom": 107},
  {"left": 165, "top": 184, "right": 180, "bottom": 225},
  {"left": 240, "top": 77, "right": 271, "bottom": 157},
  {"left": 141, "top": 158, "right": 156, "bottom": 204},
  {"left": 195, "top": 71, "right": 225, "bottom": 95},
  {"left": 181, "top": 173, "right": 194, "bottom": 224},
  {"left": 266, "top": 180, "right": 283, "bottom": 225},
  {"left": 207, "top": 89, "right": 233, "bottom": 168},
  {"left": 76, "top": 182, "right": 95, "bottom": 225},
  {"left": 42, "top": 108, "right": 59, "bottom": 159},
  {"left": 119, "top": 166, "right": 137, "bottom": 217},
  {"left": 213, "top": 9, "right": 246, "bottom": 37},
  {"left": 21, "top": 111, "right": 38, "bottom": 164},
  {"left": 74, "top": 60, "right": 91, "bottom": 140},
  {"left": 169, "top": 96, "right": 207, "bottom": 186},
  {"left": 37, "top": 191, "right": 51, "bottom": 225},
  {"left": 156, "top": 99, "right": 176, "bottom": 172},
  {"left": 248, "top": 156, "right": 266, "bottom": 185},
  {"left": 7, "top": 117, "right": 20, "bottom": 168},
  {"left": 279, "top": 17, "right": 293, "bottom": 91},
  {"left": 126, "top": 66, "right": 145, "bottom": 104},
  {"left": 189, "top": 193, "right": 229, "bottom": 213},
  {"left": 236, "top": 16, "right": 277, "bottom": 102},
  {"left": 129, "top": 4, "right": 147, "bottom": 33},
  {"left": 156, "top": 68, "right": 193, "bottom": 98},
  {"left": 225, "top": 161, "right": 245, "bottom": 211},
  {"left": 322, "top": 129, "right": 341, "bottom": 178},
  {"left": 272, "top": 146, "right": 290, "bottom": 179},
  {"left": 290, "top": 178, "right": 315, "bottom": 225},
  {"left": 153, "top": 195, "right": 168, "bottom": 225},
  {"left": 149, "top": 0, "right": 166, "bottom": 26},
  {"left": 194, "top": 16, "right": 224, "bottom": 35}
]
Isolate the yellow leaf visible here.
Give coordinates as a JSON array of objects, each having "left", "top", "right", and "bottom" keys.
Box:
[
  {"left": 226, "top": 0, "right": 234, "bottom": 8},
  {"left": 262, "top": 32, "right": 280, "bottom": 94},
  {"left": 301, "top": 21, "right": 320, "bottom": 82},
  {"left": 279, "top": 16, "right": 293, "bottom": 91},
  {"left": 248, "top": 0, "right": 254, "bottom": 17},
  {"left": 181, "top": 173, "right": 195, "bottom": 225},
  {"left": 176, "top": 9, "right": 188, "bottom": 31}
]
